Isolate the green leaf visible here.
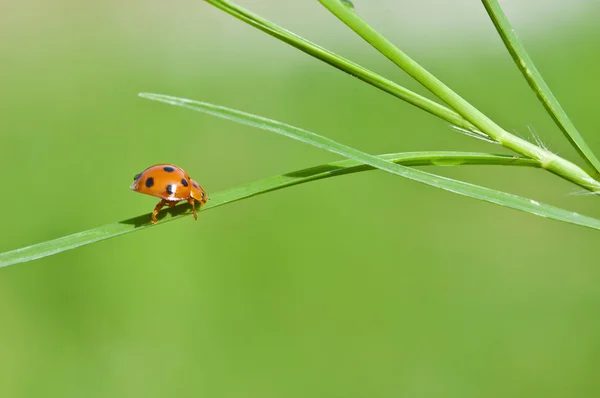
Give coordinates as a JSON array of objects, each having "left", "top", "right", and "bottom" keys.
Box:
[
  {"left": 203, "top": 0, "right": 481, "bottom": 134},
  {"left": 482, "top": 0, "right": 600, "bottom": 176},
  {"left": 140, "top": 92, "right": 600, "bottom": 231},
  {"left": 316, "top": 0, "right": 505, "bottom": 139},
  {"left": 0, "top": 151, "right": 538, "bottom": 269},
  {"left": 312, "top": 0, "right": 600, "bottom": 192}
]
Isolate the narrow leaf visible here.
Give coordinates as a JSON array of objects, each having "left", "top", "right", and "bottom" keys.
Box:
[
  {"left": 482, "top": 0, "right": 600, "bottom": 175},
  {"left": 140, "top": 92, "right": 600, "bottom": 231},
  {"left": 316, "top": 0, "right": 505, "bottom": 139},
  {"left": 0, "top": 151, "right": 538, "bottom": 268},
  {"left": 204, "top": 0, "right": 482, "bottom": 134},
  {"left": 314, "top": 0, "right": 600, "bottom": 192}
]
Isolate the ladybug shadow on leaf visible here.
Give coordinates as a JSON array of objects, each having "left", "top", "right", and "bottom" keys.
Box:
[
  {"left": 119, "top": 202, "right": 199, "bottom": 228},
  {"left": 285, "top": 163, "right": 370, "bottom": 180}
]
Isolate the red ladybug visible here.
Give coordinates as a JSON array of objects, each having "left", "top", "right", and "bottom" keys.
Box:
[{"left": 130, "top": 164, "right": 208, "bottom": 224}]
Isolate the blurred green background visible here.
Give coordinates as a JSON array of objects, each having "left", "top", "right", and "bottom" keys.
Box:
[{"left": 2, "top": 0, "right": 600, "bottom": 396}]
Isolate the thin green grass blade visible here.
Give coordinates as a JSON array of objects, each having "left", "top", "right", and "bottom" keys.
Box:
[
  {"left": 0, "top": 152, "right": 538, "bottom": 269},
  {"left": 316, "top": 0, "right": 505, "bottom": 138},
  {"left": 482, "top": 0, "right": 600, "bottom": 176},
  {"left": 140, "top": 92, "right": 600, "bottom": 231},
  {"left": 204, "top": 0, "right": 482, "bottom": 134},
  {"left": 313, "top": 0, "right": 600, "bottom": 192}
]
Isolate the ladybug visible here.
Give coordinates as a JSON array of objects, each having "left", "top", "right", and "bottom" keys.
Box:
[{"left": 130, "top": 164, "right": 208, "bottom": 224}]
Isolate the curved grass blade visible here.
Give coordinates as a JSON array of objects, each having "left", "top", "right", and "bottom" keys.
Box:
[
  {"left": 0, "top": 152, "right": 538, "bottom": 269},
  {"left": 482, "top": 0, "right": 600, "bottom": 175},
  {"left": 313, "top": 0, "right": 600, "bottom": 192},
  {"left": 316, "top": 0, "right": 504, "bottom": 138},
  {"left": 140, "top": 92, "right": 600, "bottom": 232},
  {"left": 204, "top": 0, "right": 482, "bottom": 134}
]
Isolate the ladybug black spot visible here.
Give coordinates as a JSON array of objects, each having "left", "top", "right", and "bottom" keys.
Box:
[
  {"left": 166, "top": 184, "right": 176, "bottom": 195},
  {"left": 133, "top": 173, "right": 142, "bottom": 181},
  {"left": 192, "top": 182, "right": 199, "bottom": 188},
  {"left": 145, "top": 177, "right": 154, "bottom": 188},
  {"left": 181, "top": 178, "right": 188, "bottom": 187},
  {"left": 163, "top": 166, "right": 175, "bottom": 172}
]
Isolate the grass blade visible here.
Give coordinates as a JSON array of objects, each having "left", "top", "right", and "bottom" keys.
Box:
[
  {"left": 316, "top": 0, "right": 505, "bottom": 138},
  {"left": 482, "top": 0, "right": 600, "bottom": 176},
  {"left": 312, "top": 0, "right": 600, "bottom": 192},
  {"left": 0, "top": 151, "right": 539, "bottom": 268},
  {"left": 140, "top": 92, "right": 600, "bottom": 231},
  {"left": 204, "top": 0, "right": 482, "bottom": 134}
]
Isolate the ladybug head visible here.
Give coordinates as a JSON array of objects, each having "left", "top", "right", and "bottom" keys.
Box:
[{"left": 190, "top": 179, "right": 208, "bottom": 205}]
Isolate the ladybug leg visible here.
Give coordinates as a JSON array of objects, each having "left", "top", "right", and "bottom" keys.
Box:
[
  {"left": 151, "top": 199, "right": 168, "bottom": 224},
  {"left": 187, "top": 198, "right": 198, "bottom": 220},
  {"left": 166, "top": 200, "right": 178, "bottom": 208}
]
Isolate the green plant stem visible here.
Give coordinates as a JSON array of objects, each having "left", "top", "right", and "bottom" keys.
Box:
[
  {"left": 203, "top": 0, "right": 480, "bottom": 134},
  {"left": 141, "top": 93, "right": 600, "bottom": 234},
  {"left": 317, "top": 0, "right": 600, "bottom": 192},
  {"left": 0, "top": 151, "right": 539, "bottom": 268},
  {"left": 482, "top": 0, "right": 600, "bottom": 176}
]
